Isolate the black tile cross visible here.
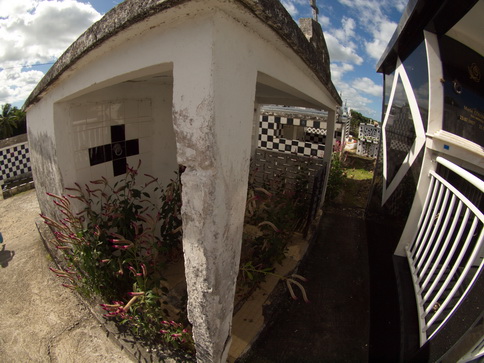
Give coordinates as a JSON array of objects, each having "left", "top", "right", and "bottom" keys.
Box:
[{"left": 88, "top": 125, "right": 139, "bottom": 176}]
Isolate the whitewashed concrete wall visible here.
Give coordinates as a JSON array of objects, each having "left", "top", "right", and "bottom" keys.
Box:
[
  {"left": 28, "top": 94, "right": 65, "bottom": 219},
  {"left": 58, "top": 82, "right": 177, "bottom": 191}
]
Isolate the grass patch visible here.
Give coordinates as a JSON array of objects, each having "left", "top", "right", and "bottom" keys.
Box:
[
  {"left": 328, "top": 153, "right": 375, "bottom": 209},
  {"left": 344, "top": 167, "right": 373, "bottom": 181}
]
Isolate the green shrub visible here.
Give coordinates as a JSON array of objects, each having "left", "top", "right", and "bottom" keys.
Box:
[{"left": 325, "top": 153, "right": 345, "bottom": 204}]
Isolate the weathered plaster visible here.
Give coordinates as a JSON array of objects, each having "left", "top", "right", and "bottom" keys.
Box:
[
  {"left": 26, "top": 98, "right": 64, "bottom": 218},
  {"left": 169, "top": 12, "right": 259, "bottom": 361},
  {"left": 28, "top": 130, "right": 64, "bottom": 218}
]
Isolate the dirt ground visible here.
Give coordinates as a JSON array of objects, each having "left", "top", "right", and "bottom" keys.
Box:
[{"left": 0, "top": 189, "right": 133, "bottom": 362}]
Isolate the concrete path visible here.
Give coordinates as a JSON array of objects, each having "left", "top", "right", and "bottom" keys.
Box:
[
  {"left": 0, "top": 189, "right": 133, "bottom": 362},
  {"left": 243, "top": 212, "right": 370, "bottom": 362}
]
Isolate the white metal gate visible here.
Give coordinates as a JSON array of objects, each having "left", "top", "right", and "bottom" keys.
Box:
[{"left": 405, "top": 156, "right": 484, "bottom": 346}]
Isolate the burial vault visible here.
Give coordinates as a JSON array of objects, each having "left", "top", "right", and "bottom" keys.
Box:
[{"left": 24, "top": 0, "right": 341, "bottom": 361}]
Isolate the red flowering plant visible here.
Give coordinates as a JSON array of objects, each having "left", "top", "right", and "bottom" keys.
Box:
[
  {"left": 159, "top": 320, "right": 194, "bottom": 349},
  {"left": 42, "top": 161, "right": 193, "bottom": 352}
]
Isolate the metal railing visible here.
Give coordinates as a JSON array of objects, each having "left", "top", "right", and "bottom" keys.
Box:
[{"left": 405, "top": 156, "right": 484, "bottom": 346}]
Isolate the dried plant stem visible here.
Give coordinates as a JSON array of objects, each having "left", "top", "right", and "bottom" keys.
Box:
[{"left": 240, "top": 265, "right": 309, "bottom": 303}]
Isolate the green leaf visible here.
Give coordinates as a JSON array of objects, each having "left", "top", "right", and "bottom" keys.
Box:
[{"left": 131, "top": 189, "right": 141, "bottom": 198}]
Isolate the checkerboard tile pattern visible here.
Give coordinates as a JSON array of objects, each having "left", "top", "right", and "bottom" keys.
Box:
[
  {"left": 257, "top": 137, "right": 325, "bottom": 158},
  {"left": 260, "top": 115, "right": 323, "bottom": 128},
  {"left": 258, "top": 114, "right": 326, "bottom": 158},
  {"left": 259, "top": 118, "right": 283, "bottom": 138},
  {"left": 305, "top": 133, "right": 326, "bottom": 144},
  {"left": 0, "top": 142, "right": 32, "bottom": 182}
]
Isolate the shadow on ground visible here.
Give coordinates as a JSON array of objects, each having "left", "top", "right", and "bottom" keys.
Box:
[
  {"left": 242, "top": 212, "right": 370, "bottom": 362},
  {"left": 240, "top": 152, "right": 403, "bottom": 362},
  {"left": 0, "top": 244, "right": 15, "bottom": 268}
]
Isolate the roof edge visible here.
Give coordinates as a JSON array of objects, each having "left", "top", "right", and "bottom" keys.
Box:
[{"left": 24, "top": 0, "right": 341, "bottom": 110}]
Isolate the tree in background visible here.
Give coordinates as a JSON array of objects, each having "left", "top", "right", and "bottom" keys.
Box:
[
  {"left": 349, "top": 110, "right": 375, "bottom": 137},
  {"left": 0, "top": 103, "right": 26, "bottom": 139}
]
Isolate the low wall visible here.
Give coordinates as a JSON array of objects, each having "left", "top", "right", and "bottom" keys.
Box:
[
  {"left": 250, "top": 148, "right": 327, "bottom": 232},
  {"left": 0, "top": 134, "right": 34, "bottom": 197},
  {"left": 250, "top": 149, "right": 325, "bottom": 192}
]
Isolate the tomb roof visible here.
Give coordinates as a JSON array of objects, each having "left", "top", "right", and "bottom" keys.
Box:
[{"left": 24, "top": 0, "right": 341, "bottom": 109}]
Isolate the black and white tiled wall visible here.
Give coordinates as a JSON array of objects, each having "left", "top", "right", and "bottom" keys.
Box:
[
  {"left": 257, "top": 115, "right": 326, "bottom": 158},
  {"left": 0, "top": 142, "right": 31, "bottom": 183},
  {"left": 70, "top": 98, "right": 153, "bottom": 180}
]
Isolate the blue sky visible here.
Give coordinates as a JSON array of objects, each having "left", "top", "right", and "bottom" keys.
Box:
[{"left": 0, "top": 0, "right": 408, "bottom": 120}]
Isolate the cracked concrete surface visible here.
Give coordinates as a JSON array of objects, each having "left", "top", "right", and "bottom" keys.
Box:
[{"left": 0, "top": 189, "right": 133, "bottom": 363}]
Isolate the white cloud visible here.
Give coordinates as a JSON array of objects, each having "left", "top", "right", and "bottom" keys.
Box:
[
  {"left": 394, "top": 0, "right": 407, "bottom": 12},
  {"left": 330, "top": 62, "right": 354, "bottom": 82},
  {"left": 281, "top": 0, "right": 308, "bottom": 17},
  {"left": 335, "top": 81, "right": 377, "bottom": 118},
  {"left": 0, "top": 0, "right": 35, "bottom": 16},
  {"left": 330, "top": 65, "right": 381, "bottom": 118},
  {"left": 281, "top": 0, "right": 299, "bottom": 17},
  {"left": 325, "top": 32, "right": 363, "bottom": 65},
  {"left": 1, "top": 0, "right": 101, "bottom": 66},
  {"left": 352, "top": 77, "right": 382, "bottom": 97},
  {"left": 336, "top": 0, "right": 402, "bottom": 61},
  {"left": 0, "top": 68, "right": 45, "bottom": 104},
  {"left": 364, "top": 19, "right": 398, "bottom": 60},
  {"left": 0, "top": 0, "right": 101, "bottom": 105},
  {"left": 318, "top": 14, "right": 331, "bottom": 28},
  {"left": 332, "top": 17, "right": 356, "bottom": 43}
]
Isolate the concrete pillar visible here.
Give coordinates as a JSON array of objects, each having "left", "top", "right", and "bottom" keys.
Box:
[{"left": 171, "top": 17, "right": 257, "bottom": 362}]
